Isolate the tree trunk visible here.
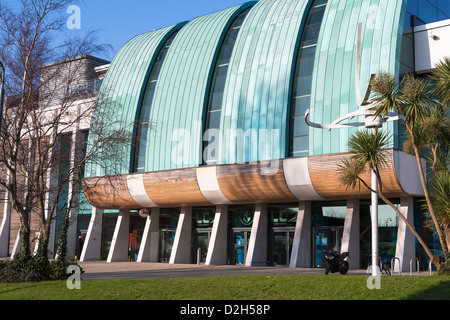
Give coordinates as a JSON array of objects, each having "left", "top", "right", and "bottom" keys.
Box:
[
  {"left": 17, "top": 215, "right": 31, "bottom": 261},
  {"left": 410, "top": 132, "right": 449, "bottom": 258}
]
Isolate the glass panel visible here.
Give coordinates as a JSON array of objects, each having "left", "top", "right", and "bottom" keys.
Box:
[
  {"left": 290, "top": 0, "right": 327, "bottom": 157},
  {"left": 128, "top": 213, "right": 146, "bottom": 261},
  {"left": 293, "top": 116, "right": 309, "bottom": 136},
  {"left": 196, "top": 232, "right": 210, "bottom": 263},
  {"left": 207, "top": 110, "right": 221, "bottom": 129},
  {"left": 293, "top": 95, "right": 310, "bottom": 116},
  {"left": 100, "top": 211, "right": 119, "bottom": 260},
  {"left": 193, "top": 207, "right": 215, "bottom": 228},
  {"left": 160, "top": 229, "right": 175, "bottom": 263},
  {"left": 203, "top": 8, "right": 252, "bottom": 165},
  {"left": 273, "top": 232, "right": 289, "bottom": 266},
  {"left": 233, "top": 231, "right": 251, "bottom": 265},
  {"left": 295, "top": 76, "right": 312, "bottom": 96},
  {"left": 210, "top": 91, "right": 224, "bottom": 111},
  {"left": 297, "top": 57, "right": 314, "bottom": 77},
  {"left": 314, "top": 227, "right": 343, "bottom": 267},
  {"left": 132, "top": 30, "right": 179, "bottom": 172}
]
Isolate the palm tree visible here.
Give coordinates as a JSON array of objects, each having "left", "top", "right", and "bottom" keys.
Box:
[
  {"left": 370, "top": 71, "right": 449, "bottom": 269},
  {"left": 429, "top": 171, "right": 450, "bottom": 250},
  {"left": 338, "top": 129, "right": 438, "bottom": 269}
]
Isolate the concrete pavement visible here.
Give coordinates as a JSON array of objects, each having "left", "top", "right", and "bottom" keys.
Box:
[{"left": 77, "top": 261, "right": 368, "bottom": 280}]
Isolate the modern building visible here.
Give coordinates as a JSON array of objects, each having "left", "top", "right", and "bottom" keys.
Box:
[{"left": 1, "top": 0, "right": 449, "bottom": 272}]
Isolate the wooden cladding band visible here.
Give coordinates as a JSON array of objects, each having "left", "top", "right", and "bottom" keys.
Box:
[{"left": 82, "top": 150, "right": 410, "bottom": 209}]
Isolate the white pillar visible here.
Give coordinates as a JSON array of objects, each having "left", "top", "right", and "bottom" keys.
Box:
[
  {"left": 246, "top": 203, "right": 267, "bottom": 266},
  {"left": 0, "top": 192, "right": 11, "bottom": 257},
  {"left": 80, "top": 207, "right": 103, "bottom": 261},
  {"left": 205, "top": 205, "right": 228, "bottom": 265},
  {"left": 341, "top": 199, "right": 360, "bottom": 269},
  {"left": 371, "top": 167, "right": 380, "bottom": 276},
  {"left": 395, "top": 197, "right": 415, "bottom": 273},
  {"left": 290, "top": 201, "right": 311, "bottom": 268},
  {"left": 107, "top": 209, "right": 130, "bottom": 262},
  {"left": 137, "top": 208, "right": 160, "bottom": 262},
  {"left": 170, "top": 207, "right": 192, "bottom": 264}
]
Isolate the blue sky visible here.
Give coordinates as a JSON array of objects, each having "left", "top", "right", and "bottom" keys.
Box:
[{"left": 76, "top": 0, "right": 248, "bottom": 60}]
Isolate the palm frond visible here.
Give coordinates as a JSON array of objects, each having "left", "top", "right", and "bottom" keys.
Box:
[{"left": 431, "top": 57, "right": 450, "bottom": 107}]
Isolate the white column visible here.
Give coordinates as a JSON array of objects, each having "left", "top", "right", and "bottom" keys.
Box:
[
  {"left": 80, "top": 207, "right": 103, "bottom": 261},
  {"left": 205, "top": 205, "right": 228, "bottom": 265},
  {"left": 107, "top": 210, "right": 130, "bottom": 262},
  {"left": 246, "top": 203, "right": 267, "bottom": 266},
  {"left": 341, "top": 199, "right": 360, "bottom": 269},
  {"left": 395, "top": 197, "right": 415, "bottom": 273},
  {"left": 290, "top": 201, "right": 311, "bottom": 268},
  {"left": 170, "top": 207, "right": 192, "bottom": 264},
  {"left": 137, "top": 208, "right": 160, "bottom": 262},
  {"left": 0, "top": 191, "right": 11, "bottom": 257}
]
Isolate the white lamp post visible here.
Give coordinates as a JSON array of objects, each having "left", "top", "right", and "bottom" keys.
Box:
[{"left": 304, "top": 23, "right": 399, "bottom": 276}]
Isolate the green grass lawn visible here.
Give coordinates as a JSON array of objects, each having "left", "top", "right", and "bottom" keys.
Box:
[{"left": 0, "top": 275, "right": 448, "bottom": 300}]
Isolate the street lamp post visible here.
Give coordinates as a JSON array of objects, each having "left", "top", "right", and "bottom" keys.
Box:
[{"left": 304, "top": 23, "right": 398, "bottom": 276}]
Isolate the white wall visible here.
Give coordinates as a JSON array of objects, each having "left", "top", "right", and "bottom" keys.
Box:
[{"left": 414, "top": 19, "right": 450, "bottom": 73}]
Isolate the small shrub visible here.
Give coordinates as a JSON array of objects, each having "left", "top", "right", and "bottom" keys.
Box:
[{"left": 0, "top": 257, "right": 83, "bottom": 283}]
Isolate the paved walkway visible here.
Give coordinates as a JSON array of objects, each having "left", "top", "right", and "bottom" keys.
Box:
[{"left": 77, "top": 261, "right": 369, "bottom": 280}]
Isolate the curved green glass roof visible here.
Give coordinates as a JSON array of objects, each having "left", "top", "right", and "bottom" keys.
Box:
[
  {"left": 85, "top": 23, "right": 185, "bottom": 178},
  {"left": 86, "top": 0, "right": 409, "bottom": 178},
  {"left": 145, "top": 2, "right": 256, "bottom": 172}
]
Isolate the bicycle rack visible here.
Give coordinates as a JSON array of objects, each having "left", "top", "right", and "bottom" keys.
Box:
[
  {"left": 391, "top": 257, "right": 401, "bottom": 275},
  {"left": 410, "top": 258, "right": 419, "bottom": 275}
]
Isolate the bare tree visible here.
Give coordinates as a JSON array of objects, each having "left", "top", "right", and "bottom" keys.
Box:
[{"left": 0, "top": 0, "right": 115, "bottom": 275}]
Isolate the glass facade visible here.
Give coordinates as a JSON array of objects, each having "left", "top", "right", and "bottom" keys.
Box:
[
  {"left": 289, "top": 0, "right": 328, "bottom": 157},
  {"left": 52, "top": 134, "right": 72, "bottom": 254},
  {"left": 77, "top": 0, "right": 444, "bottom": 271},
  {"left": 132, "top": 31, "right": 179, "bottom": 172},
  {"left": 159, "top": 208, "right": 179, "bottom": 262},
  {"left": 268, "top": 204, "right": 298, "bottom": 266},
  {"left": 359, "top": 200, "right": 400, "bottom": 269},
  {"left": 192, "top": 207, "right": 215, "bottom": 264},
  {"left": 228, "top": 205, "right": 254, "bottom": 265},
  {"left": 203, "top": 8, "right": 251, "bottom": 165},
  {"left": 405, "top": 0, "right": 450, "bottom": 28}
]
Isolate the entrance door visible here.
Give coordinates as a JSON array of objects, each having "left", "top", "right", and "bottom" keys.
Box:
[
  {"left": 313, "top": 226, "right": 344, "bottom": 267},
  {"left": 193, "top": 229, "right": 211, "bottom": 264},
  {"left": 159, "top": 228, "right": 176, "bottom": 263},
  {"left": 230, "top": 229, "right": 251, "bottom": 265},
  {"left": 270, "top": 228, "right": 295, "bottom": 266}
]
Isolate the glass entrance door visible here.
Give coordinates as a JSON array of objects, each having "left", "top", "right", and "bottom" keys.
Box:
[
  {"left": 230, "top": 229, "right": 251, "bottom": 265},
  {"left": 159, "top": 228, "right": 176, "bottom": 263},
  {"left": 270, "top": 228, "right": 295, "bottom": 266},
  {"left": 193, "top": 229, "right": 211, "bottom": 264},
  {"left": 313, "top": 226, "right": 344, "bottom": 267}
]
